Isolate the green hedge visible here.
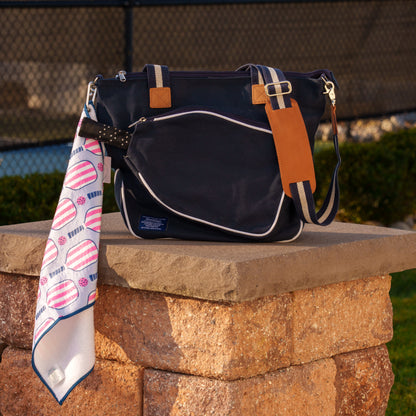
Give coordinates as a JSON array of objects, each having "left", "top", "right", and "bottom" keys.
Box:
[
  {"left": 1, "top": 128, "right": 415, "bottom": 227},
  {"left": 314, "top": 128, "right": 416, "bottom": 225},
  {"left": 0, "top": 172, "right": 117, "bottom": 226}
]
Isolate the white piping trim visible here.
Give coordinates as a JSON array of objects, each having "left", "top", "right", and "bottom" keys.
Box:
[
  {"left": 138, "top": 172, "right": 285, "bottom": 238},
  {"left": 278, "top": 219, "right": 303, "bottom": 243},
  {"left": 115, "top": 169, "right": 143, "bottom": 239},
  {"left": 152, "top": 110, "right": 273, "bottom": 135}
]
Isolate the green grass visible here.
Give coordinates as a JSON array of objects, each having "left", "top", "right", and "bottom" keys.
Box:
[{"left": 387, "top": 269, "right": 416, "bottom": 415}]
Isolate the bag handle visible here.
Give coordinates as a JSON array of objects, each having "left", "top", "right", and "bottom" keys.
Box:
[
  {"left": 237, "top": 63, "right": 292, "bottom": 107},
  {"left": 142, "top": 64, "right": 172, "bottom": 108}
]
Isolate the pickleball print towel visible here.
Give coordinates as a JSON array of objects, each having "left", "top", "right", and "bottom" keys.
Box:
[{"left": 32, "top": 104, "right": 104, "bottom": 404}]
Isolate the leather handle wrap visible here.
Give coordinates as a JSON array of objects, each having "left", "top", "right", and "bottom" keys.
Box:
[{"left": 78, "top": 118, "right": 131, "bottom": 150}]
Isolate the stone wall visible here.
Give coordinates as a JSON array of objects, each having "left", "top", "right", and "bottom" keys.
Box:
[
  {"left": 0, "top": 272, "right": 394, "bottom": 415},
  {"left": 1, "top": 213, "right": 416, "bottom": 415}
]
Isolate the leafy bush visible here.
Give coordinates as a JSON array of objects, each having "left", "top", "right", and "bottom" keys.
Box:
[
  {"left": 1, "top": 129, "right": 415, "bottom": 227},
  {"left": 314, "top": 128, "right": 416, "bottom": 225},
  {"left": 0, "top": 172, "right": 117, "bottom": 226}
]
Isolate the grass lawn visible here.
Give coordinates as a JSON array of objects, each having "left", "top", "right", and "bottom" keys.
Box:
[{"left": 387, "top": 268, "right": 416, "bottom": 415}]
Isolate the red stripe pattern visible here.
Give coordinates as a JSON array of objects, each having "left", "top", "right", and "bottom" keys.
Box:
[
  {"left": 66, "top": 240, "right": 98, "bottom": 271},
  {"left": 51, "top": 198, "right": 77, "bottom": 230},
  {"left": 46, "top": 280, "right": 79, "bottom": 310},
  {"left": 64, "top": 160, "right": 97, "bottom": 190}
]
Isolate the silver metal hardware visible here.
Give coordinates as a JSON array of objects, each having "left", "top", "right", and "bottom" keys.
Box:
[
  {"left": 85, "top": 81, "right": 97, "bottom": 107},
  {"left": 264, "top": 80, "right": 292, "bottom": 97},
  {"left": 117, "top": 70, "right": 127, "bottom": 82},
  {"left": 321, "top": 75, "right": 336, "bottom": 106},
  {"left": 128, "top": 117, "right": 147, "bottom": 128}
]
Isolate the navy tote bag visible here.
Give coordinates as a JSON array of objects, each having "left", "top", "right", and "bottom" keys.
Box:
[{"left": 80, "top": 64, "right": 341, "bottom": 242}]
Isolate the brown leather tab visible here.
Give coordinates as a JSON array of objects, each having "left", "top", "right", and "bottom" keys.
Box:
[
  {"left": 251, "top": 84, "right": 267, "bottom": 105},
  {"left": 265, "top": 98, "right": 316, "bottom": 198},
  {"left": 149, "top": 87, "right": 172, "bottom": 108}
]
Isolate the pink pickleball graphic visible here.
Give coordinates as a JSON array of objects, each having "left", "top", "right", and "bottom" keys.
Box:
[
  {"left": 34, "top": 317, "right": 55, "bottom": 343},
  {"left": 87, "top": 290, "right": 97, "bottom": 305},
  {"left": 51, "top": 198, "right": 77, "bottom": 230},
  {"left": 85, "top": 206, "right": 102, "bottom": 232},
  {"left": 64, "top": 160, "right": 97, "bottom": 190},
  {"left": 65, "top": 240, "right": 98, "bottom": 271},
  {"left": 46, "top": 280, "right": 79, "bottom": 310},
  {"left": 41, "top": 239, "right": 58, "bottom": 269},
  {"left": 84, "top": 138, "right": 102, "bottom": 156},
  {"left": 78, "top": 278, "right": 88, "bottom": 287}
]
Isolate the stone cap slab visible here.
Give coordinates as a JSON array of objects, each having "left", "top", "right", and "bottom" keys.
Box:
[{"left": 0, "top": 212, "right": 415, "bottom": 301}]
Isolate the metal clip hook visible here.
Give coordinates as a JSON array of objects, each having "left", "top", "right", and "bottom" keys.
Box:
[
  {"left": 321, "top": 75, "right": 336, "bottom": 106},
  {"left": 85, "top": 80, "right": 98, "bottom": 108}
]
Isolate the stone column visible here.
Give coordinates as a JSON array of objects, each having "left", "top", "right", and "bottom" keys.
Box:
[{"left": 0, "top": 213, "right": 415, "bottom": 415}]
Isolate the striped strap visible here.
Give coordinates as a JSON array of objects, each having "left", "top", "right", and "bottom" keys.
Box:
[
  {"left": 239, "top": 63, "right": 340, "bottom": 226},
  {"left": 143, "top": 64, "right": 172, "bottom": 108},
  {"left": 238, "top": 64, "right": 292, "bottom": 108},
  {"left": 290, "top": 108, "right": 341, "bottom": 226}
]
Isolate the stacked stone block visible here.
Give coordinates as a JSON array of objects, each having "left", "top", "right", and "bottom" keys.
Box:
[{"left": 1, "top": 213, "right": 414, "bottom": 415}]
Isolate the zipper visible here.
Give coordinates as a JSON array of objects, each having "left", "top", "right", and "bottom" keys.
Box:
[
  {"left": 108, "top": 68, "right": 333, "bottom": 83},
  {"left": 128, "top": 108, "right": 272, "bottom": 133},
  {"left": 116, "top": 70, "right": 127, "bottom": 82}
]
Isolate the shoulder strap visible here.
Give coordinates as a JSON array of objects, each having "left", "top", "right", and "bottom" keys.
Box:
[
  {"left": 290, "top": 103, "right": 341, "bottom": 226},
  {"left": 247, "top": 64, "right": 341, "bottom": 226}
]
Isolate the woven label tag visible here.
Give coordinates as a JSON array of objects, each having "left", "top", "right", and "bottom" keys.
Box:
[{"left": 139, "top": 215, "right": 168, "bottom": 231}]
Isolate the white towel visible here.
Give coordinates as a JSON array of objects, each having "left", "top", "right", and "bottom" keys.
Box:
[{"left": 32, "top": 104, "right": 104, "bottom": 404}]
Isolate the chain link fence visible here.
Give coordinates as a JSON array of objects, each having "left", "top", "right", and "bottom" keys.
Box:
[{"left": 1, "top": 0, "right": 415, "bottom": 176}]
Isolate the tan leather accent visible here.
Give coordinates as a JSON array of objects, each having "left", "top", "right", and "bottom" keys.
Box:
[
  {"left": 265, "top": 98, "right": 316, "bottom": 198},
  {"left": 331, "top": 104, "right": 338, "bottom": 135},
  {"left": 251, "top": 84, "right": 267, "bottom": 105},
  {"left": 149, "top": 87, "right": 172, "bottom": 108}
]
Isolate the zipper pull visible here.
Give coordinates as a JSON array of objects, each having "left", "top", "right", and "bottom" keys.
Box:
[
  {"left": 116, "top": 70, "right": 127, "bottom": 82},
  {"left": 129, "top": 117, "right": 147, "bottom": 128}
]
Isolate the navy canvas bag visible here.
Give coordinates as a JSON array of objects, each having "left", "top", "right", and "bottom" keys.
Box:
[{"left": 80, "top": 64, "right": 340, "bottom": 242}]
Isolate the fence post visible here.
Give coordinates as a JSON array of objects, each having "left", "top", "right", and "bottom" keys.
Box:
[{"left": 124, "top": 0, "right": 134, "bottom": 72}]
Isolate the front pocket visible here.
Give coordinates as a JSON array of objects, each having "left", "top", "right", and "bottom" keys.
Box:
[{"left": 125, "top": 108, "right": 286, "bottom": 237}]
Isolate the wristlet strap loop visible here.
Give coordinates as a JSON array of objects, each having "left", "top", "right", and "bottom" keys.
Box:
[{"left": 142, "top": 64, "right": 172, "bottom": 108}]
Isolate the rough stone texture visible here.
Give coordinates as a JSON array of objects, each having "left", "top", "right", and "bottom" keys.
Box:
[
  {"left": 95, "top": 285, "right": 293, "bottom": 379},
  {"left": 94, "top": 276, "right": 392, "bottom": 379},
  {"left": 143, "top": 358, "right": 337, "bottom": 416},
  {"left": 334, "top": 345, "right": 394, "bottom": 415},
  {"left": 292, "top": 275, "right": 393, "bottom": 364},
  {"left": 0, "top": 272, "right": 37, "bottom": 349},
  {"left": 0, "top": 342, "right": 6, "bottom": 361},
  {"left": 1, "top": 213, "right": 415, "bottom": 301},
  {"left": 1, "top": 270, "right": 392, "bottom": 381},
  {"left": 0, "top": 347, "right": 143, "bottom": 416}
]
